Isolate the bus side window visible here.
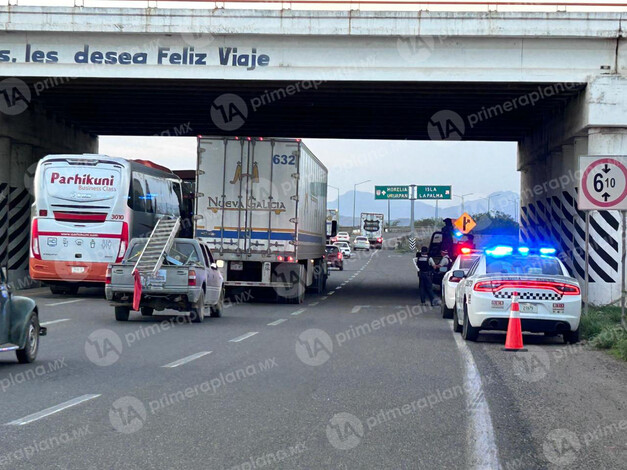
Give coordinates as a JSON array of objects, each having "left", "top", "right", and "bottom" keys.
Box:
[
  {"left": 145, "top": 179, "right": 154, "bottom": 214},
  {"left": 173, "top": 181, "right": 184, "bottom": 217},
  {"left": 132, "top": 178, "right": 146, "bottom": 212}
]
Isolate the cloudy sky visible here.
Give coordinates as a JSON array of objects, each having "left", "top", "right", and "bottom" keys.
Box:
[{"left": 99, "top": 136, "right": 519, "bottom": 208}]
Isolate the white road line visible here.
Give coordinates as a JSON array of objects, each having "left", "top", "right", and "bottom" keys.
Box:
[
  {"left": 328, "top": 291, "right": 335, "bottom": 295},
  {"left": 6, "top": 394, "right": 101, "bottom": 426},
  {"left": 40, "top": 319, "right": 70, "bottom": 326},
  {"left": 321, "top": 296, "right": 328, "bottom": 300},
  {"left": 450, "top": 321, "right": 501, "bottom": 469},
  {"left": 229, "top": 332, "right": 259, "bottom": 343},
  {"left": 267, "top": 318, "right": 287, "bottom": 326},
  {"left": 291, "top": 309, "right": 306, "bottom": 316},
  {"left": 45, "top": 299, "right": 84, "bottom": 307},
  {"left": 308, "top": 302, "right": 319, "bottom": 307},
  {"left": 162, "top": 351, "right": 212, "bottom": 368},
  {"left": 335, "top": 286, "right": 342, "bottom": 290},
  {"left": 351, "top": 305, "right": 371, "bottom": 313}
]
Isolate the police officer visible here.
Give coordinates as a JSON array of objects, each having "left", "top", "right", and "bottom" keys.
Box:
[
  {"left": 416, "top": 246, "right": 439, "bottom": 306},
  {"left": 441, "top": 218, "right": 455, "bottom": 256}
]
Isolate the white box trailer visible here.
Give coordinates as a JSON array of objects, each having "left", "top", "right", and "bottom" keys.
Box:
[
  {"left": 194, "top": 137, "right": 328, "bottom": 303},
  {"left": 360, "top": 212, "right": 384, "bottom": 249}
]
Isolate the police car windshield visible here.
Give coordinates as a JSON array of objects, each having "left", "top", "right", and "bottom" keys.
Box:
[
  {"left": 460, "top": 256, "right": 479, "bottom": 269},
  {"left": 486, "top": 255, "right": 562, "bottom": 276}
]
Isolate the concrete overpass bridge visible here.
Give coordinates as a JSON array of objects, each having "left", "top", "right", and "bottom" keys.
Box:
[{"left": 0, "top": 5, "right": 626, "bottom": 303}]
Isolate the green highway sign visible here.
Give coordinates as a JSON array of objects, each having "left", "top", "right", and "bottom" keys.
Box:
[
  {"left": 415, "top": 185, "right": 452, "bottom": 200},
  {"left": 374, "top": 185, "right": 410, "bottom": 200}
]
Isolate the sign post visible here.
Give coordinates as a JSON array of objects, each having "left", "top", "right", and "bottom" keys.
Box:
[{"left": 578, "top": 156, "right": 627, "bottom": 325}]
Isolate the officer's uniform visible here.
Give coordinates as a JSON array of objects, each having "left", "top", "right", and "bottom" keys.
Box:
[{"left": 416, "top": 252, "right": 437, "bottom": 305}]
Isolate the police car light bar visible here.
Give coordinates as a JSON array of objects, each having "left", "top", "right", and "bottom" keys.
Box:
[
  {"left": 540, "top": 248, "right": 557, "bottom": 255},
  {"left": 517, "top": 247, "right": 530, "bottom": 255},
  {"left": 485, "top": 245, "right": 513, "bottom": 256}
]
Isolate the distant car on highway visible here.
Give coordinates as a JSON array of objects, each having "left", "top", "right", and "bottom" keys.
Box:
[
  {"left": 325, "top": 245, "right": 344, "bottom": 270},
  {"left": 453, "top": 246, "right": 581, "bottom": 343},
  {"left": 353, "top": 236, "right": 370, "bottom": 251},
  {"left": 106, "top": 238, "right": 224, "bottom": 323},
  {"left": 336, "top": 232, "right": 351, "bottom": 243},
  {"left": 0, "top": 267, "right": 47, "bottom": 363},
  {"left": 333, "top": 242, "right": 351, "bottom": 258},
  {"left": 441, "top": 250, "right": 480, "bottom": 319}
]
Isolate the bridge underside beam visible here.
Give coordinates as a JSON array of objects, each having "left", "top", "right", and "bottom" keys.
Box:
[{"left": 16, "top": 78, "right": 584, "bottom": 141}]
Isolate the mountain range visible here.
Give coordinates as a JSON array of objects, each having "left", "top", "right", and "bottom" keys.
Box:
[{"left": 329, "top": 190, "right": 519, "bottom": 226}]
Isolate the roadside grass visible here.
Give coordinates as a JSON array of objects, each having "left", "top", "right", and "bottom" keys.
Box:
[{"left": 581, "top": 306, "right": 627, "bottom": 361}]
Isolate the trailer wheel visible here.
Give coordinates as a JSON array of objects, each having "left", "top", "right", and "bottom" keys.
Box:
[
  {"left": 274, "top": 264, "right": 306, "bottom": 304},
  {"left": 307, "top": 259, "right": 326, "bottom": 294}
]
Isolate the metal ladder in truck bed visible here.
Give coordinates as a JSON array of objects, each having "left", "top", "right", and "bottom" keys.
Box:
[{"left": 133, "top": 217, "right": 181, "bottom": 276}]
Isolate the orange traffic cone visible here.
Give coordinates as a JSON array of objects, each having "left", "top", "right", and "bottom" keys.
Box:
[{"left": 504, "top": 291, "right": 526, "bottom": 351}]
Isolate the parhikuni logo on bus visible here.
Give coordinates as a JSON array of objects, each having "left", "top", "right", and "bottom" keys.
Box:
[{"left": 50, "top": 172, "right": 115, "bottom": 186}]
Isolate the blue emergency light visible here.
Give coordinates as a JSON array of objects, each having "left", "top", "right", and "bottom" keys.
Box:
[
  {"left": 540, "top": 247, "right": 557, "bottom": 255},
  {"left": 485, "top": 245, "right": 513, "bottom": 256}
]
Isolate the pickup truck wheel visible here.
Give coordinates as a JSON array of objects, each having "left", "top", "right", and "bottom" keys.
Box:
[
  {"left": 115, "top": 306, "right": 130, "bottom": 322},
  {"left": 141, "top": 307, "right": 154, "bottom": 317},
  {"left": 190, "top": 292, "right": 205, "bottom": 323},
  {"left": 210, "top": 288, "right": 224, "bottom": 318},
  {"left": 16, "top": 315, "right": 39, "bottom": 364}
]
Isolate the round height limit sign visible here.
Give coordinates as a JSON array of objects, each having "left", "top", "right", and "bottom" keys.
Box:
[{"left": 578, "top": 156, "right": 627, "bottom": 210}]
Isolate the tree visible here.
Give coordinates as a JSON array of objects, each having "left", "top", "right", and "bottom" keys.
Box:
[{"left": 470, "top": 211, "right": 519, "bottom": 235}]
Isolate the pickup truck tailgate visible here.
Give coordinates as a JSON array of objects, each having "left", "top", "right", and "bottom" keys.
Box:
[{"left": 110, "top": 265, "right": 191, "bottom": 291}]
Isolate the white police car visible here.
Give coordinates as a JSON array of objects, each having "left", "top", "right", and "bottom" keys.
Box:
[
  {"left": 441, "top": 248, "right": 480, "bottom": 319},
  {"left": 453, "top": 246, "right": 581, "bottom": 343}
]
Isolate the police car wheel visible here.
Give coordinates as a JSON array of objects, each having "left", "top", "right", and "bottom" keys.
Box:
[
  {"left": 452, "top": 305, "right": 463, "bottom": 333},
  {"left": 441, "top": 298, "right": 453, "bottom": 319},
  {"left": 462, "top": 302, "right": 479, "bottom": 341},
  {"left": 563, "top": 328, "right": 580, "bottom": 344}
]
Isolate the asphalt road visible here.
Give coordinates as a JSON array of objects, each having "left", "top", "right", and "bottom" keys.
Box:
[{"left": 1, "top": 250, "right": 625, "bottom": 469}]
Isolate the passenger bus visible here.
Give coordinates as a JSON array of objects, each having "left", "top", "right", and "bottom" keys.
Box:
[{"left": 30, "top": 154, "right": 184, "bottom": 294}]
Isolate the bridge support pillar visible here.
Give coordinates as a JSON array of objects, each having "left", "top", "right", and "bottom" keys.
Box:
[
  {"left": 7, "top": 142, "right": 36, "bottom": 286},
  {"left": 0, "top": 108, "right": 97, "bottom": 288},
  {"left": 521, "top": 125, "right": 627, "bottom": 306},
  {"left": 582, "top": 128, "right": 627, "bottom": 305}
]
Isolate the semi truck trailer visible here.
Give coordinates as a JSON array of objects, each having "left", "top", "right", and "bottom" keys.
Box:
[{"left": 194, "top": 137, "right": 328, "bottom": 303}]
